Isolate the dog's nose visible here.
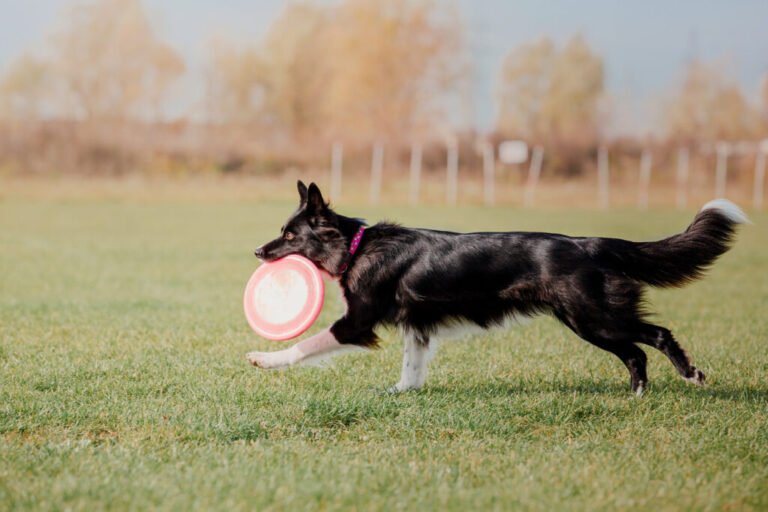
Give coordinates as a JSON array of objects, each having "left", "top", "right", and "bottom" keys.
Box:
[{"left": 254, "top": 246, "right": 265, "bottom": 258}]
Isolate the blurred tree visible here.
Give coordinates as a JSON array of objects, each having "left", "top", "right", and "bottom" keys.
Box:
[
  {"left": 498, "top": 35, "right": 603, "bottom": 142},
  {"left": 546, "top": 35, "right": 604, "bottom": 144},
  {"left": 665, "top": 61, "right": 758, "bottom": 144},
  {"left": 50, "top": 0, "right": 184, "bottom": 120},
  {"left": 497, "top": 35, "right": 603, "bottom": 174},
  {"left": 261, "top": 2, "right": 329, "bottom": 140},
  {"left": 323, "top": 0, "right": 465, "bottom": 143},
  {"left": 206, "top": 0, "right": 464, "bottom": 146},
  {"left": 496, "top": 38, "right": 554, "bottom": 140},
  {"left": 206, "top": 3, "right": 328, "bottom": 137},
  {"left": 0, "top": 54, "right": 49, "bottom": 120},
  {"left": 147, "top": 43, "right": 186, "bottom": 121},
  {"left": 206, "top": 41, "right": 266, "bottom": 125}
]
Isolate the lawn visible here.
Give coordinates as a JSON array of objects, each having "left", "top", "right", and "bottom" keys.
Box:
[{"left": 1, "top": 193, "right": 767, "bottom": 511}]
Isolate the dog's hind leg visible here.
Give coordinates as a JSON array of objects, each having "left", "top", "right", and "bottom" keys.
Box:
[
  {"left": 590, "top": 338, "right": 649, "bottom": 396},
  {"left": 635, "top": 323, "right": 706, "bottom": 386},
  {"left": 387, "top": 330, "right": 437, "bottom": 393},
  {"left": 558, "top": 314, "right": 649, "bottom": 395}
]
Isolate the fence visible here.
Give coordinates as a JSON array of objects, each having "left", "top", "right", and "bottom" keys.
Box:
[{"left": 327, "top": 140, "right": 768, "bottom": 210}]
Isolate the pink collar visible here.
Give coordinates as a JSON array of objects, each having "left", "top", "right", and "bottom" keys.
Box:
[
  {"left": 340, "top": 226, "right": 365, "bottom": 273},
  {"left": 349, "top": 226, "right": 365, "bottom": 255}
]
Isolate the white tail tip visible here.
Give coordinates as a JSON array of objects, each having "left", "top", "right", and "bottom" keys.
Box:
[{"left": 700, "top": 199, "right": 751, "bottom": 224}]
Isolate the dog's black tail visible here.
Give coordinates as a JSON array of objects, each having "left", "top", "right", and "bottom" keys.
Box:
[{"left": 598, "top": 199, "right": 749, "bottom": 288}]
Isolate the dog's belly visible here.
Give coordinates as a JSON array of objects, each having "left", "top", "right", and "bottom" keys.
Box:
[{"left": 424, "top": 311, "right": 532, "bottom": 342}]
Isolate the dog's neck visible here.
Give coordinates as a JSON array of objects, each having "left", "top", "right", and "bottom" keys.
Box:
[
  {"left": 336, "top": 215, "right": 367, "bottom": 245},
  {"left": 331, "top": 214, "right": 368, "bottom": 276}
]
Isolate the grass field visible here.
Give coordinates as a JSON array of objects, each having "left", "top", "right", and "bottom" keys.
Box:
[{"left": 1, "top": 192, "right": 767, "bottom": 511}]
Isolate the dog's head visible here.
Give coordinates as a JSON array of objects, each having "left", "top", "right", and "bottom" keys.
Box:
[{"left": 254, "top": 181, "right": 351, "bottom": 274}]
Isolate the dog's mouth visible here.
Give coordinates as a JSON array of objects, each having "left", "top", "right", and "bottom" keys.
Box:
[
  {"left": 254, "top": 246, "right": 271, "bottom": 261},
  {"left": 254, "top": 247, "right": 297, "bottom": 263},
  {"left": 254, "top": 253, "right": 277, "bottom": 263}
]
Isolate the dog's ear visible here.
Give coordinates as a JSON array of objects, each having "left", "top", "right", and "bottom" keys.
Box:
[
  {"left": 306, "top": 182, "right": 327, "bottom": 212},
  {"left": 297, "top": 180, "right": 308, "bottom": 206}
]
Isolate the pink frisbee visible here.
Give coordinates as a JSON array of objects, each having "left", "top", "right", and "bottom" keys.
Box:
[{"left": 243, "top": 255, "right": 325, "bottom": 341}]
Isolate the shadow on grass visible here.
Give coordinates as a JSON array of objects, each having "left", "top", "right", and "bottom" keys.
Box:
[
  {"left": 214, "top": 378, "right": 767, "bottom": 442},
  {"left": 425, "top": 377, "right": 630, "bottom": 397},
  {"left": 694, "top": 382, "right": 768, "bottom": 403},
  {"left": 425, "top": 377, "right": 768, "bottom": 403}
]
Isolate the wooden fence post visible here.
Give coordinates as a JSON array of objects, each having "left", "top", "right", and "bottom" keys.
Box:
[
  {"left": 638, "top": 150, "right": 652, "bottom": 210},
  {"left": 754, "top": 149, "right": 766, "bottom": 210},
  {"left": 597, "top": 146, "right": 610, "bottom": 209},
  {"left": 369, "top": 142, "right": 384, "bottom": 205},
  {"left": 446, "top": 143, "right": 458, "bottom": 206},
  {"left": 676, "top": 148, "right": 689, "bottom": 210},
  {"left": 482, "top": 142, "right": 495, "bottom": 206},
  {"left": 409, "top": 143, "right": 422, "bottom": 206},
  {"left": 715, "top": 142, "right": 729, "bottom": 198},
  {"left": 524, "top": 145, "right": 543, "bottom": 207},
  {"left": 330, "top": 142, "right": 343, "bottom": 202}
]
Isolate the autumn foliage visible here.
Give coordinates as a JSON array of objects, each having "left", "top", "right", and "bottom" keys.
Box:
[
  {"left": 0, "top": 0, "right": 766, "bottom": 179},
  {"left": 206, "top": 0, "right": 464, "bottom": 146}
]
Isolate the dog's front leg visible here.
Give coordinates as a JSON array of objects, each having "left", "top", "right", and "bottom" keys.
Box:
[
  {"left": 388, "top": 331, "right": 436, "bottom": 393},
  {"left": 246, "top": 327, "right": 359, "bottom": 369}
]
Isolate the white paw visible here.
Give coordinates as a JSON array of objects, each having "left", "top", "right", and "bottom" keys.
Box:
[
  {"left": 246, "top": 351, "right": 268, "bottom": 368},
  {"left": 246, "top": 351, "right": 291, "bottom": 369},
  {"left": 384, "top": 381, "right": 421, "bottom": 394}
]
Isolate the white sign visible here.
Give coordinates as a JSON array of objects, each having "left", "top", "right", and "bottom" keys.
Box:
[{"left": 498, "top": 140, "right": 529, "bottom": 164}]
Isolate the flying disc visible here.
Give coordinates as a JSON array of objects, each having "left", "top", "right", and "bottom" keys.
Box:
[{"left": 243, "top": 255, "right": 324, "bottom": 341}]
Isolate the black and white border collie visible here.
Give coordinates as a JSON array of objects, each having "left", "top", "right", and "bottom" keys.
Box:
[{"left": 247, "top": 181, "right": 748, "bottom": 396}]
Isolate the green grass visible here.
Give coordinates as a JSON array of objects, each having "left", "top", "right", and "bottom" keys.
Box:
[{"left": 1, "top": 197, "right": 767, "bottom": 511}]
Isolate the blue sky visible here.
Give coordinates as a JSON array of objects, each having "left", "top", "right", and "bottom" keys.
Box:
[{"left": 1, "top": 0, "right": 766, "bottom": 135}]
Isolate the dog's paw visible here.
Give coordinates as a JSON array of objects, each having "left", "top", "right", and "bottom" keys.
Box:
[
  {"left": 246, "top": 350, "right": 296, "bottom": 369},
  {"left": 246, "top": 351, "right": 265, "bottom": 368},
  {"left": 379, "top": 382, "right": 422, "bottom": 395},
  {"left": 246, "top": 351, "right": 279, "bottom": 369},
  {"left": 370, "top": 386, "right": 401, "bottom": 396},
  {"left": 684, "top": 367, "right": 706, "bottom": 387}
]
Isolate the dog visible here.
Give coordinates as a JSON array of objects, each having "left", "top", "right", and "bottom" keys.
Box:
[{"left": 246, "top": 180, "right": 748, "bottom": 396}]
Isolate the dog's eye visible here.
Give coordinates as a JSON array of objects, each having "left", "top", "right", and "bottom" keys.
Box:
[{"left": 284, "top": 231, "right": 295, "bottom": 240}]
